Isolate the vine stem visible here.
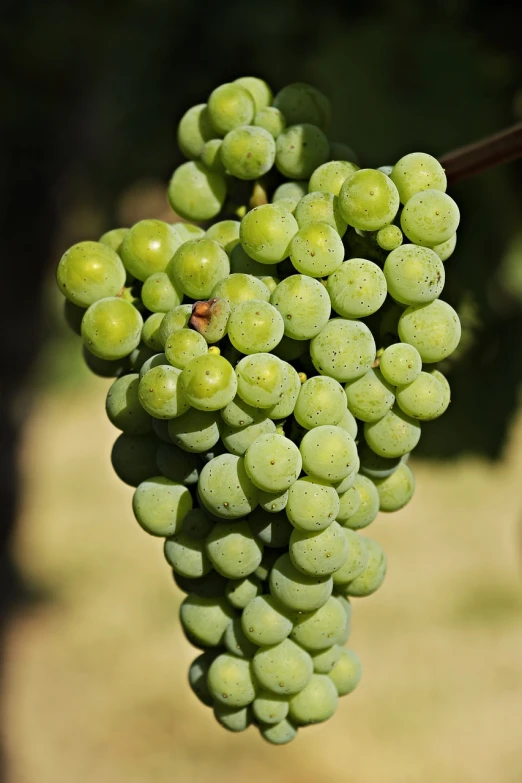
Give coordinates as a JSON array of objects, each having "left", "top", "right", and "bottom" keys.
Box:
[{"left": 439, "top": 122, "right": 522, "bottom": 184}]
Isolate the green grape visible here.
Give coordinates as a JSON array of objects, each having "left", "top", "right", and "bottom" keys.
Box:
[
  {"left": 288, "top": 673, "right": 338, "bottom": 725},
  {"left": 336, "top": 407, "right": 358, "bottom": 440},
  {"left": 177, "top": 103, "right": 215, "bottom": 159},
  {"left": 173, "top": 569, "right": 227, "bottom": 598},
  {"left": 172, "top": 223, "right": 206, "bottom": 242},
  {"left": 401, "top": 189, "right": 460, "bottom": 247},
  {"left": 206, "top": 520, "right": 264, "bottom": 579},
  {"left": 168, "top": 238, "right": 229, "bottom": 300},
  {"left": 128, "top": 343, "right": 156, "bottom": 373},
  {"left": 311, "top": 645, "right": 341, "bottom": 674},
  {"left": 213, "top": 273, "right": 271, "bottom": 310},
  {"left": 198, "top": 453, "right": 259, "bottom": 519},
  {"left": 180, "top": 353, "right": 237, "bottom": 411},
  {"left": 225, "top": 575, "right": 263, "bottom": 610},
  {"left": 358, "top": 443, "right": 401, "bottom": 479},
  {"left": 258, "top": 275, "right": 279, "bottom": 294},
  {"left": 331, "top": 529, "right": 368, "bottom": 585},
  {"left": 384, "top": 244, "right": 445, "bottom": 307},
  {"left": 56, "top": 241, "right": 126, "bottom": 307},
  {"left": 221, "top": 416, "right": 276, "bottom": 456},
  {"left": 159, "top": 304, "right": 193, "bottom": 345},
  {"left": 240, "top": 203, "right": 298, "bottom": 265},
  {"left": 276, "top": 124, "right": 329, "bottom": 180},
  {"left": 200, "top": 138, "right": 225, "bottom": 174},
  {"left": 331, "top": 460, "right": 360, "bottom": 494},
  {"left": 164, "top": 532, "right": 212, "bottom": 578},
  {"left": 260, "top": 718, "right": 297, "bottom": 745},
  {"left": 308, "top": 160, "right": 359, "bottom": 196},
  {"left": 289, "top": 222, "right": 344, "bottom": 278},
  {"left": 327, "top": 259, "right": 387, "bottom": 318},
  {"left": 181, "top": 507, "right": 214, "bottom": 538},
  {"left": 63, "top": 300, "right": 85, "bottom": 335},
  {"left": 221, "top": 126, "right": 276, "bottom": 180},
  {"left": 330, "top": 141, "right": 358, "bottom": 163},
  {"left": 344, "top": 368, "right": 395, "bottom": 423},
  {"left": 338, "top": 168, "right": 400, "bottom": 232},
  {"left": 289, "top": 521, "right": 348, "bottom": 577},
  {"left": 254, "top": 547, "right": 290, "bottom": 583},
  {"left": 234, "top": 76, "right": 272, "bottom": 111},
  {"left": 180, "top": 594, "right": 235, "bottom": 647},
  {"left": 336, "top": 486, "right": 361, "bottom": 524},
  {"left": 105, "top": 374, "right": 152, "bottom": 435},
  {"left": 168, "top": 161, "right": 226, "bottom": 222},
  {"left": 379, "top": 342, "right": 422, "bottom": 386},
  {"left": 378, "top": 165, "right": 393, "bottom": 175},
  {"left": 373, "top": 462, "right": 415, "bottom": 512},
  {"left": 248, "top": 507, "right": 293, "bottom": 548},
  {"left": 396, "top": 371, "right": 447, "bottom": 420},
  {"left": 294, "top": 376, "right": 346, "bottom": 430},
  {"left": 141, "top": 312, "right": 165, "bottom": 351},
  {"left": 98, "top": 227, "right": 128, "bottom": 255},
  {"left": 168, "top": 408, "right": 220, "bottom": 460},
  {"left": 300, "top": 425, "right": 358, "bottom": 483},
  {"left": 272, "top": 182, "right": 307, "bottom": 213},
  {"left": 253, "top": 638, "right": 313, "bottom": 696},
  {"left": 235, "top": 353, "right": 288, "bottom": 408},
  {"left": 138, "top": 352, "right": 168, "bottom": 379},
  {"left": 328, "top": 648, "right": 362, "bottom": 696},
  {"left": 376, "top": 224, "right": 403, "bottom": 251},
  {"left": 254, "top": 106, "right": 286, "bottom": 139},
  {"left": 111, "top": 433, "right": 158, "bottom": 486},
  {"left": 205, "top": 220, "right": 240, "bottom": 253},
  {"left": 227, "top": 300, "right": 284, "bottom": 354},
  {"left": 270, "top": 553, "right": 332, "bottom": 612},
  {"left": 310, "top": 318, "right": 376, "bottom": 382},
  {"left": 341, "top": 474, "right": 379, "bottom": 530},
  {"left": 364, "top": 404, "right": 421, "bottom": 458},
  {"left": 229, "top": 243, "right": 278, "bottom": 276},
  {"left": 138, "top": 365, "right": 189, "bottom": 419},
  {"left": 258, "top": 489, "right": 289, "bottom": 514},
  {"left": 290, "top": 596, "right": 347, "bottom": 651},
  {"left": 270, "top": 275, "right": 330, "bottom": 341},
  {"left": 343, "top": 537, "right": 387, "bottom": 597},
  {"left": 432, "top": 233, "right": 457, "bottom": 262},
  {"left": 164, "top": 329, "right": 208, "bottom": 370},
  {"left": 120, "top": 220, "right": 181, "bottom": 282},
  {"left": 253, "top": 691, "right": 289, "bottom": 724},
  {"left": 398, "top": 300, "right": 461, "bottom": 363},
  {"left": 273, "top": 83, "right": 331, "bottom": 131},
  {"left": 335, "top": 594, "right": 352, "bottom": 643},
  {"left": 224, "top": 617, "right": 258, "bottom": 659},
  {"left": 189, "top": 650, "right": 220, "bottom": 706},
  {"left": 344, "top": 227, "right": 386, "bottom": 264},
  {"left": 390, "top": 152, "right": 447, "bottom": 205},
  {"left": 242, "top": 595, "right": 293, "bottom": 646},
  {"left": 430, "top": 369, "right": 451, "bottom": 415},
  {"left": 244, "top": 433, "right": 302, "bottom": 493},
  {"left": 191, "top": 298, "right": 231, "bottom": 345},
  {"left": 265, "top": 363, "right": 300, "bottom": 420},
  {"left": 220, "top": 396, "right": 263, "bottom": 428},
  {"left": 286, "top": 477, "right": 340, "bottom": 532},
  {"left": 208, "top": 83, "right": 255, "bottom": 135},
  {"left": 214, "top": 703, "right": 252, "bottom": 732},
  {"left": 208, "top": 652, "right": 256, "bottom": 708},
  {"left": 156, "top": 439, "right": 199, "bottom": 484},
  {"left": 81, "top": 297, "right": 143, "bottom": 360},
  {"left": 141, "top": 272, "right": 182, "bottom": 313},
  {"left": 132, "top": 476, "right": 192, "bottom": 536}
]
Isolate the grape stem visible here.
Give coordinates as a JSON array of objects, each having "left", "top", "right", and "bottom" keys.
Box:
[{"left": 439, "top": 122, "right": 522, "bottom": 184}]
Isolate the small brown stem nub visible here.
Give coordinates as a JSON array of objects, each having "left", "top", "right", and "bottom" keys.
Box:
[{"left": 439, "top": 122, "right": 522, "bottom": 184}]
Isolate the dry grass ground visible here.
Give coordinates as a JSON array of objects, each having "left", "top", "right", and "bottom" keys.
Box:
[{"left": 3, "top": 376, "right": 522, "bottom": 783}]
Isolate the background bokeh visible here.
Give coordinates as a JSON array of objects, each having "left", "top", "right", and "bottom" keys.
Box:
[{"left": 1, "top": 1, "right": 522, "bottom": 781}]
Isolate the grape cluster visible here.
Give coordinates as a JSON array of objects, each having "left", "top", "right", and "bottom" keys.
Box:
[{"left": 56, "top": 77, "right": 461, "bottom": 745}]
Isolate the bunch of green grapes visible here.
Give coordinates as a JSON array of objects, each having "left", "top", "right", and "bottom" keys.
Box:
[{"left": 56, "top": 77, "right": 461, "bottom": 745}]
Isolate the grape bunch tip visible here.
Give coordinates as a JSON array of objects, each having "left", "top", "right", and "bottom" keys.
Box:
[{"left": 56, "top": 76, "right": 461, "bottom": 745}]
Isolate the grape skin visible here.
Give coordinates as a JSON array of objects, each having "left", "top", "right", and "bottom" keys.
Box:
[
  {"left": 308, "top": 160, "right": 359, "bottom": 196},
  {"left": 81, "top": 297, "right": 143, "bottom": 361},
  {"left": 247, "top": 507, "right": 293, "bottom": 548},
  {"left": 221, "top": 125, "right": 276, "bottom": 180},
  {"left": 273, "top": 83, "right": 331, "bottom": 131},
  {"left": 290, "top": 596, "right": 347, "bottom": 650},
  {"left": 294, "top": 191, "right": 347, "bottom": 236},
  {"left": 310, "top": 318, "right": 376, "bottom": 383},
  {"left": 289, "top": 521, "right": 349, "bottom": 577},
  {"left": 159, "top": 304, "right": 193, "bottom": 345},
  {"left": 364, "top": 405, "right": 421, "bottom": 458},
  {"left": 168, "top": 161, "right": 227, "bottom": 222},
  {"left": 252, "top": 638, "right": 313, "bottom": 696},
  {"left": 398, "top": 299, "right": 461, "bottom": 364},
  {"left": 132, "top": 476, "right": 193, "bottom": 537},
  {"left": 289, "top": 222, "right": 344, "bottom": 278},
  {"left": 260, "top": 718, "right": 297, "bottom": 745},
  {"left": 164, "top": 532, "right": 212, "bottom": 579},
  {"left": 401, "top": 189, "right": 460, "bottom": 247},
  {"left": 138, "top": 365, "right": 189, "bottom": 420},
  {"left": 379, "top": 342, "right": 422, "bottom": 386},
  {"left": 345, "top": 368, "right": 395, "bottom": 423},
  {"left": 276, "top": 123, "right": 330, "bottom": 180},
  {"left": 177, "top": 104, "right": 215, "bottom": 159},
  {"left": 294, "top": 376, "right": 346, "bottom": 429},
  {"left": 225, "top": 575, "right": 263, "bottom": 610},
  {"left": 234, "top": 77, "right": 273, "bottom": 112},
  {"left": 164, "top": 329, "right": 208, "bottom": 370},
  {"left": 168, "top": 238, "right": 230, "bottom": 300},
  {"left": 235, "top": 353, "right": 288, "bottom": 409},
  {"left": 270, "top": 553, "right": 333, "bottom": 612},
  {"left": 270, "top": 274, "right": 331, "bottom": 341},
  {"left": 221, "top": 415, "right": 275, "bottom": 457},
  {"left": 198, "top": 453, "right": 259, "bottom": 519},
  {"left": 111, "top": 433, "right": 159, "bottom": 487},
  {"left": 300, "top": 425, "right": 358, "bottom": 483},
  {"left": 343, "top": 537, "right": 387, "bottom": 598},
  {"left": 105, "top": 374, "right": 152, "bottom": 435},
  {"left": 141, "top": 272, "right": 182, "bottom": 313},
  {"left": 338, "top": 169, "right": 400, "bottom": 232},
  {"left": 332, "top": 529, "right": 368, "bottom": 585},
  {"left": 311, "top": 645, "right": 341, "bottom": 674},
  {"left": 328, "top": 648, "right": 362, "bottom": 696},
  {"left": 254, "top": 107, "right": 286, "bottom": 139},
  {"left": 376, "top": 224, "right": 403, "bottom": 251},
  {"left": 99, "top": 227, "right": 128, "bottom": 255},
  {"left": 167, "top": 408, "right": 221, "bottom": 453},
  {"left": 240, "top": 203, "right": 299, "bottom": 265},
  {"left": 212, "top": 273, "right": 270, "bottom": 308},
  {"left": 244, "top": 433, "right": 302, "bottom": 493},
  {"left": 326, "top": 258, "right": 387, "bottom": 318},
  {"left": 141, "top": 312, "right": 165, "bottom": 351},
  {"left": 207, "top": 83, "right": 255, "bottom": 135},
  {"left": 253, "top": 691, "right": 289, "bottom": 725},
  {"left": 373, "top": 462, "right": 415, "bottom": 512},
  {"left": 383, "top": 244, "right": 445, "bottom": 307},
  {"left": 180, "top": 354, "right": 238, "bottom": 412},
  {"left": 390, "top": 152, "right": 447, "bottom": 205},
  {"left": 241, "top": 594, "right": 293, "bottom": 646},
  {"left": 214, "top": 703, "right": 252, "bottom": 733},
  {"left": 227, "top": 300, "right": 284, "bottom": 354},
  {"left": 340, "top": 474, "right": 379, "bottom": 530},
  {"left": 206, "top": 520, "right": 264, "bottom": 579},
  {"left": 286, "top": 476, "right": 340, "bottom": 532},
  {"left": 396, "top": 371, "right": 447, "bottom": 420},
  {"left": 288, "top": 674, "right": 338, "bottom": 725}
]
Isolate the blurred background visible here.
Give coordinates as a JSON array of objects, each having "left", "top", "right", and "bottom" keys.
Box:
[{"left": 1, "top": 0, "right": 522, "bottom": 781}]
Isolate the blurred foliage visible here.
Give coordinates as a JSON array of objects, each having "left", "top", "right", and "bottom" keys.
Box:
[{"left": 3, "top": 0, "right": 522, "bottom": 459}]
